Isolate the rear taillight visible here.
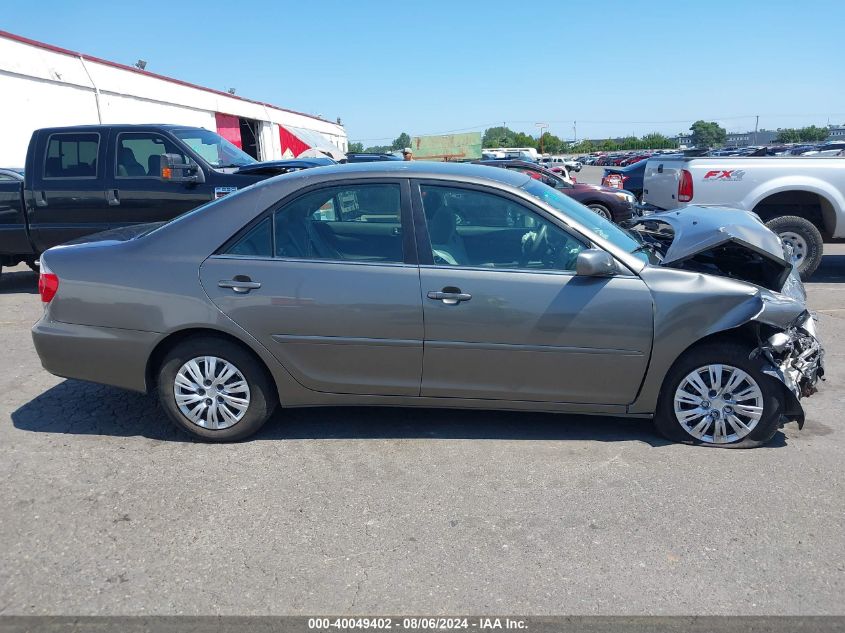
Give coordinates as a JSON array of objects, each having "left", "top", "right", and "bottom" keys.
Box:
[
  {"left": 38, "top": 261, "right": 59, "bottom": 304},
  {"left": 678, "top": 169, "right": 694, "bottom": 202}
]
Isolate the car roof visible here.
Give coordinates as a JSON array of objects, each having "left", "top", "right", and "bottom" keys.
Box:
[
  {"left": 290, "top": 160, "right": 531, "bottom": 187},
  {"left": 34, "top": 124, "right": 206, "bottom": 134}
]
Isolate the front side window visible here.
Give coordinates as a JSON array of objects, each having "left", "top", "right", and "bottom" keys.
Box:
[
  {"left": 172, "top": 128, "right": 256, "bottom": 169},
  {"left": 520, "top": 179, "right": 647, "bottom": 261},
  {"left": 420, "top": 185, "right": 586, "bottom": 271},
  {"left": 116, "top": 133, "right": 187, "bottom": 178},
  {"left": 44, "top": 133, "right": 99, "bottom": 179},
  {"left": 225, "top": 184, "right": 404, "bottom": 264}
]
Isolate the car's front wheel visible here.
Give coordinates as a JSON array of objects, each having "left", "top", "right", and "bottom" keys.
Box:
[
  {"left": 655, "top": 343, "right": 784, "bottom": 448},
  {"left": 157, "top": 335, "right": 277, "bottom": 441}
]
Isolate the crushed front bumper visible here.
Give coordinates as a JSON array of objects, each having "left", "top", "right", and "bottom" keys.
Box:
[{"left": 755, "top": 313, "right": 825, "bottom": 427}]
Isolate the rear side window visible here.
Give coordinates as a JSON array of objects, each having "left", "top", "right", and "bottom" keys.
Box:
[
  {"left": 44, "top": 133, "right": 99, "bottom": 179},
  {"left": 222, "top": 184, "right": 404, "bottom": 263}
]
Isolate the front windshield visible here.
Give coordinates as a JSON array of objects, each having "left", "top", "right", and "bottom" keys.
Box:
[
  {"left": 521, "top": 179, "right": 649, "bottom": 262},
  {"left": 172, "top": 128, "right": 257, "bottom": 168}
]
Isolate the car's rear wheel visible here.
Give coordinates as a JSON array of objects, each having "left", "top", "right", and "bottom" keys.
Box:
[
  {"left": 157, "top": 336, "right": 277, "bottom": 441},
  {"left": 765, "top": 215, "right": 823, "bottom": 281},
  {"left": 655, "top": 343, "right": 784, "bottom": 448},
  {"left": 587, "top": 203, "right": 612, "bottom": 220}
]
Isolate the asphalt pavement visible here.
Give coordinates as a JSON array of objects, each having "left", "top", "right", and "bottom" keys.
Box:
[{"left": 0, "top": 236, "right": 843, "bottom": 614}]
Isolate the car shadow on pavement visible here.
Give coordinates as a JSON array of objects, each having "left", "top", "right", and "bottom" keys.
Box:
[
  {"left": 0, "top": 268, "right": 38, "bottom": 294},
  {"left": 811, "top": 254, "right": 845, "bottom": 283},
  {"left": 12, "top": 379, "right": 789, "bottom": 448}
]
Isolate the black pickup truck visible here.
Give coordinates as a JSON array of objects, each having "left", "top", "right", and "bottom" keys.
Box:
[{"left": 0, "top": 124, "right": 333, "bottom": 278}]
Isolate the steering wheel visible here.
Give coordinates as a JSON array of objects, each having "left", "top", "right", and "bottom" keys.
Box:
[{"left": 519, "top": 224, "right": 548, "bottom": 267}]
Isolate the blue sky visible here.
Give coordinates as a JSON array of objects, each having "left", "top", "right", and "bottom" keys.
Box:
[{"left": 5, "top": 0, "right": 845, "bottom": 143}]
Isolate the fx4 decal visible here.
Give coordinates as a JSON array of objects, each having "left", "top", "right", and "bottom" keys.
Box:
[{"left": 703, "top": 169, "right": 746, "bottom": 181}]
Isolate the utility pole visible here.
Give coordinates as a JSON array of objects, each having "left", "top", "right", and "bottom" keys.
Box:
[
  {"left": 573, "top": 120, "right": 577, "bottom": 143},
  {"left": 754, "top": 115, "right": 759, "bottom": 146},
  {"left": 535, "top": 122, "right": 549, "bottom": 154}
]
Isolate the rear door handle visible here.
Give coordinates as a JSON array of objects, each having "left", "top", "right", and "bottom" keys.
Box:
[
  {"left": 106, "top": 189, "right": 120, "bottom": 206},
  {"left": 427, "top": 290, "right": 472, "bottom": 305},
  {"left": 218, "top": 277, "right": 261, "bottom": 293},
  {"left": 35, "top": 191, "right": 48, "bottom": 207}
]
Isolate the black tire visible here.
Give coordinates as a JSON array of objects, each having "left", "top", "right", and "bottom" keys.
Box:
[
  {"left": 587, "top": 203, "right": 612, "bottom": 221},
  {"left": 655, "top": 343, "right": 784, "bottom": 448},
  {"left": 157, "top": 335, "right": 277, "bottom": 441},
  {"left": 765, "top": 215, "right": 823, "bottom": 281}
]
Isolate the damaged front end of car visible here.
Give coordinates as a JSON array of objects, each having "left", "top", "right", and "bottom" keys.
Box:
[
  {"left": 628, "top": 206, "right": 825, "bottom": 424},
  {"left": 752, "top": 308, "right": 824, "bottom": 427}
]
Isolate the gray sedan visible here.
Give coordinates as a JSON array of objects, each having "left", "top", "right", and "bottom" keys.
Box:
[{"left": 32, "top": 162, "right": 823, "bottom": 446}]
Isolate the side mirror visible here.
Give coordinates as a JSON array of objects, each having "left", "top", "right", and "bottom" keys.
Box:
[
  {"left": 576, "top": 249, "right": 617, "bottom": 277},
  {"left": 159, "top": 153, "right": 204, "bottom": 184}
]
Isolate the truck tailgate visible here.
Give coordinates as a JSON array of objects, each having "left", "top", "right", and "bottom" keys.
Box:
[{"left": 643, "top": 157, "right": 686, "bottom": 210}]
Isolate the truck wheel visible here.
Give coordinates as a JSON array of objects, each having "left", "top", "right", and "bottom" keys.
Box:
[
  {"left": 765, "top": 215, "right": 823, "bottom": 281},
  {"left": 655, "top": 343, "right": 784, "bottom": 448}
]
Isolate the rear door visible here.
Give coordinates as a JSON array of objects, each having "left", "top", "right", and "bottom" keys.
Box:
[
  {"left": 200, "top": 179, "right": 424, "bottom": 396},
  {"left": 28, "top": 130, "right": 111, "bottom": 251},
  {"left": 107, "top": 130, "right": 211, "bottom": 224}
]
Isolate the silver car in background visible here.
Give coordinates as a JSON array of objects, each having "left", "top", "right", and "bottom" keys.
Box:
[{"left": 32, "top": 162, "right": 823, "bottom": 447}]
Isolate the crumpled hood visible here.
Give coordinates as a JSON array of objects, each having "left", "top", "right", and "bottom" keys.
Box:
[
  {"left": 634, "top": 206, "right": 795, "bottom": 293},
  {"left": 657, "top": 206, "right": 787, "bottom": 266}
]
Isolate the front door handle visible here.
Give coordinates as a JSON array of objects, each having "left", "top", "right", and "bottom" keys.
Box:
[
  {"left": 35, "top": 191, "right": 48, "bottom": 207},
  {"left": 218, "top": 276, "right": 261, "bottom": 293},
  {"left": 106, "top": 189, "right": 120, "bottom": 206},
  {"left": 427, "top": 289, "right": 472, "bottom": 305}
]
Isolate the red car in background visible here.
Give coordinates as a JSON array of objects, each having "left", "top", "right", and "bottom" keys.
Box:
[{"left": 473, "top": 160, "right": 638, "bottom": 223}]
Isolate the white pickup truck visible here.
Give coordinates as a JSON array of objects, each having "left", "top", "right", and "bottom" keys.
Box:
[{"left": 643, "top": 155, "right": 845, "bottom": 278}]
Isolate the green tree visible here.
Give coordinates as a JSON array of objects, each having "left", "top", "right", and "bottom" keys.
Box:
[
  {"left": 391, "top": 132, "right": 411, "bottom": 151},
  {"left": 347, "top": 141, "right": 364, "bottom": 153},
  {"left": 363, "top": 144, "right": 392, "bottom": 153},
  {"left": 689, "top": 120, "right": 726, "bottom": 148},
  {"left": 538, "top": 132, "right": 564, "bottom": 154},
  {"left": 569, "top": 139, "right": 595, "bottom": 154},
  {"left": 600, "top": 139, "right": 618, "bottom": 151},
  {"left": 799, "top": 125, "right": 829, "bottom": 142},
  {"left": 776, "top": 128, "right": 801, "bottom": 143},
  {"left": 512, "top": 132, "right": 538, "bottom": 148},
  {"left": 641, "top": 132, "right": 674, "bottom": 149},
  {"left": 482, "top": 126, "right": 517, "bottom": 147}
]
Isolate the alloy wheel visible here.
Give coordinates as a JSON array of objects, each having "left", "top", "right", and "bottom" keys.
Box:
[
  {"left": 673, "top": 364, "right": 763, "bottom": 444},
  {"left": 174, "top": 356, "right": 251, "bottom": 429}
]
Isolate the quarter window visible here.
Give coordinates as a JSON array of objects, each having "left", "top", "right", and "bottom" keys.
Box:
[
  {"left": 44, "top": 133, "right": 99, "bottom": 179},
  {"left": 420, "top": 185, "right": 586, "bottom": 271}
]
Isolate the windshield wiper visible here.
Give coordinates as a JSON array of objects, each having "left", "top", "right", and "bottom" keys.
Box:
[{"left": 631, "top": 241, "right": 662, "bottom": 259}]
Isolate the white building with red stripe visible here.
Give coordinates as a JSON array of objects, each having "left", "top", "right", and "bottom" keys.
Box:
[{"left": 0, "top": 30, "right": 348, "bottom": 167}]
